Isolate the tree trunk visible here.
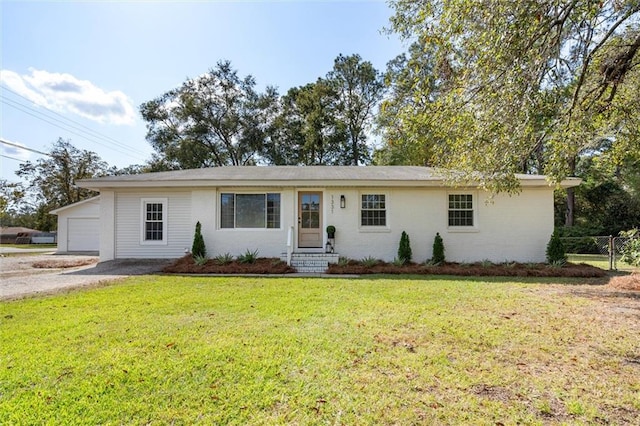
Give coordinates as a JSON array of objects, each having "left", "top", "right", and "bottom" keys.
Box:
[{"left": 565, "top": 187, "right": 575, "bottom": 227}]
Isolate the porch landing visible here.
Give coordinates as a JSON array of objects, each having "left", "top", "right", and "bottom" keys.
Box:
[{"left": 280, "top": 252, "right": 340, "bottom": 273}]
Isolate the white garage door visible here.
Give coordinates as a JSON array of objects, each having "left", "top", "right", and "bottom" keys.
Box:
[{"left": 68, "top": 218, "right": 99, "bottom": 251}]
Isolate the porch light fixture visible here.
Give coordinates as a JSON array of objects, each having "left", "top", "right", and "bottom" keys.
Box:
[{"left": 340, "top": 195, "right": 346, "bottom": 209}]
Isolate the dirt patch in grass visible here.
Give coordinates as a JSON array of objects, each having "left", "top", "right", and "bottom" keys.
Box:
[
  {"left": 163, "top": 254, "right": 295, "bottom": 274},
  {"left": 609, "top": 273, "right": 640, "bottom": 291},
  {"left": 31, "top": 258, "right": 98, "bottom": 269},
  {"left": 327, "top": 260, "right": 607, "bottom": 278}
]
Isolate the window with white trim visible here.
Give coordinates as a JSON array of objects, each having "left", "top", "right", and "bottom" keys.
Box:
[
  {"left": 448, "top": 194, "right": 474, "bottom": 227},
  {"left": 361, "top": 194, "right": 386, "bottom": 226},
  {"left": 141, "top": 198, "right": 167, "bottom": 244},
  {"left": 220, "top": 193, "right": 281, "bottom": 229}
]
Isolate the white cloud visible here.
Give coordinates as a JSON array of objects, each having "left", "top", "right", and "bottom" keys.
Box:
[{"left": 0, "top": 68, "right": 136, "bottom": 125}]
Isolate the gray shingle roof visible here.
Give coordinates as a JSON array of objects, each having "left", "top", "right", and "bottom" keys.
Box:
[{"left": 77, "top": 165, "right": 578, "bottom": 188}]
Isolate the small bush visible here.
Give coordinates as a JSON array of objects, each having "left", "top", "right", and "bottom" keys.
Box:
[
  {"left": 480, "top": 259, "right": 493, "bottom": 267},
  {"left": 238, "top": 249, "right": 259, "bottom": 264},
  {"left": 360, "top": 256, "right": 379, "bottom": 267},
  {"left": 546, "top": 231, "right": 567, "bottom": 264},
  {"left": 392, "top": 257, "right": 406, "bottom": 267},
  {"left": 338, "top": 256, "right": 349, "bottom": 267},
  {"left": 191, "top": 221, "right": 206, "bottom": 258},
  {"left": 619, "top": 229, "right": 640, "bottom": 266},
  {"left": 432, "top": 232, "right": 445, "bottom": 264},
  {"left": 193, "top": 254, "right": 208, "bottom": 266},
  {"left": 397, "top": 231, "right": 412, "bottom": 264},
  {"left": 215, "top": 253, "right": 234, "bottom": 265}
]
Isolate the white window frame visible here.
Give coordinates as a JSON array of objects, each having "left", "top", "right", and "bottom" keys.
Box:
[
  {"left": 359, "top": 192, "right": 391, "bottom": 232},
  {"left": 447, "top": 192, "right": 478, "bottom": 232},
  {"left": 140, "top": 198, "right": 168, "bottom": 245},
  {"left": 219, "top": 192, "right": 282, "bottom": 230}
]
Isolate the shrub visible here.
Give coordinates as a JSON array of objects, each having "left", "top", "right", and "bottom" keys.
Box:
[
  {"left": 191, "top": 221, "right": 206, "bottom": 258},
  {"left": 619, "top": 229, "right": 640, "bottom": 267},
  {"left": 392, "top": 257, "right": 406, "bottom": 267},
  {"left": 238, "top": 249, "right": 259, "bottom": 264},
  {"left": 338, "top": 256, "right": 349, "bottom": 267},
  {"left": 546, "top": 231, "right": 567, "bottom": 264},
  {"left": 397, "top": 231, "right": 412, "bottom": 264},
  {"left": 432, "top": 232, "right": 445, "bottom": 264},
  {"left": 360, "top": 256, "right": 379, "bottom": 267},
  {"left": 215, "top": 252, "right": 234, "bottom": 265},
  {"left": 193, "top": 254, "right": 208, "bottom": 266}
]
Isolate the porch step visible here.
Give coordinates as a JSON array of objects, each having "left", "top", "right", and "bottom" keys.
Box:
[{"left": 280, "top": 252, "right": 340, "bottom": 273}]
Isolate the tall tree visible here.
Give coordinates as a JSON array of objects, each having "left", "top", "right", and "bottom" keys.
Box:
[
  {"left": 15, "top": 138, "right": 108, "bottom": 230},
  {"left": 140, "top": 60, "right": 279, "bottom": 168},
  {"left": 265, "top": 80, "right": 348, "bottom": 165},
  {"left": 327, "top": 54, "right": 385, "bottom": 165},
  {"left": 383, "top": 0, "right": 640, "bottom": 218}
]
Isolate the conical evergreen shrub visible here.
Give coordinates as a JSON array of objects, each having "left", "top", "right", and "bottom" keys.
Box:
[
  {"left": 192, "top": 221, "right": 206, "bottom": 258},
  {"left": 432, "top": 232, "right": 445, "bottom": 264},
  {"left": 546, "top": 231, "right": 566, "bottom": 264},
  {"left": 398, "top": 231, "right": 412, "bottom": 264}
]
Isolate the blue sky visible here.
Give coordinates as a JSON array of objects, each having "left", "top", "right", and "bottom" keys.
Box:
[{"left": 0, "top": 0, "right": 404, "bottom": 182}]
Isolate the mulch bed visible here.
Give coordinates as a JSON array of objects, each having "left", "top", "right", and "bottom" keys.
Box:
[
  {"left": 326, "top": 260, "right": 607, "bottom": 278},
  {"left": 164, "top": 255, "right": 608, "bottom": 278},
  {"left": 163, "top": 255, "right": 295, "bottom": 274}
]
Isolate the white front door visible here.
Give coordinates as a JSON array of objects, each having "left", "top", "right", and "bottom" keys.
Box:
[{"left": 298, "top": 192, "right": 322, "bottom": 248}]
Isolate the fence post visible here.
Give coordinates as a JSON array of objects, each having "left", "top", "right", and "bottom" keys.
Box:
[{"left": 608, "top": 235, "right": 614, "bottom": 271}]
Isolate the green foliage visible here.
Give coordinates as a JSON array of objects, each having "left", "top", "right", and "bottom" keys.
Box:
[
  {"left": 13, "top": 138, "right": 107, "bottom": 231},
  {"left": 215, "top": 252, "right": 234, "bottom": 265},
  {"left": 237, "top": 249, "right": 259, "bottom": 264},
  {"left": 546, "top": 231, "right": 567, "bottom": 264},
  {"left": 193, "top": 254, "right": 208, "bottom": 266},
  {"left": 397, "top": 231, "right": 412, "bottom": 264},
  {"left": 191, "top": 221, "right": 206, "bottom": 258},
  {"left": 338, "top": 256, "right": 349, "bottom": 267},
  {"left": 391, "top": 257, "right": 406, "bottom": 267},
  {"left": 360, "top": 256, "right": 379, "bottom": 267},
  {"left": 326, "top": 225, "right": 336, "bottom": 235},
  {"left": 140, "top": 60, "right": 278, "bottom": 168},
  {"left": 619, "top": 229, "right": 640, "bottom": 267},
  {"left": 432, "top": 232, "right": 445, "bottom": 264},
  {"left": 381, "top": 1, "right": 640, "bottom": 195}
]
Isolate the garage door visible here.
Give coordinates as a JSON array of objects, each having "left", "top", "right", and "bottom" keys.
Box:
[{"left": 68, "top": 218, "right": 99, "bottom": 251}]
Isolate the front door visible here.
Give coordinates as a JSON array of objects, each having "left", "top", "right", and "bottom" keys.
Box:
[{"left": 298, "top": 192, "right": 322, "bottom": 248}]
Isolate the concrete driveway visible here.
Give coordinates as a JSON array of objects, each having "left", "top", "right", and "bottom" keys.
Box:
[{"left": 1, "top": 254, "right": 172, "bottom": 300}]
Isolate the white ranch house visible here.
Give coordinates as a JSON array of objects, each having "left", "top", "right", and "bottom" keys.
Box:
[{"left": 77, "top": 166, "right": 579, "bottom": 272}]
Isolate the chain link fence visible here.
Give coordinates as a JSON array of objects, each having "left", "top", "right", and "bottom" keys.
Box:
[{"left": 592, "top": 236, "right": 634, "bottom": 270}]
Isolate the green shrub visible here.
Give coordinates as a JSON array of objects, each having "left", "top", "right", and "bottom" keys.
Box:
[
  {"left": 191, "top": 221, "right": 206, "bottom": 258},
  {"left": 546, "top": 231, "right": 567, "bottom": 264},
  {"left": 560, "top": 236, "right": 599, "bottom": 254},
  {"left": 193, "top": 254, "right": 208, "bottom": 266},
  {"left": 338, "top": 257, "right": 349, "bottom": 267},
  {"left": 619, "top": 229, "right": 640, "bottom": 267},
  {"left": 432, "top": 232, "right": 445, "bottom": 264},
  {"left": 238, "top": 249, "right": 259, "bottom": 264},
  {"left": 392, "top": 257, "right": 406, "bottom": 267},
  {"left": 360, "top": 256, "right": 379, "bottom": 267},
  {"left": 215, "top": 252, "right": 234, "bottom": 265},
  {"left": 397, "top": 231, "right": 412, "bottom": 264}
]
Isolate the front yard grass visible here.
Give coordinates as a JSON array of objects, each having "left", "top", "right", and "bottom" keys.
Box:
[{"left": 1, "top": 276, "right": 639, "bottom": 424}]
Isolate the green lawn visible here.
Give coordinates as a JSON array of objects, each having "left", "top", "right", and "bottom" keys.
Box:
[
  {"left": 568, "top": 253, "right": 636, "bottom": 271},
  {"left": 1, "top": 276, "right": 638, "bottom": 424}
]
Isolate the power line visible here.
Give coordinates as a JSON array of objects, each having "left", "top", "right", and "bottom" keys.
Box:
[
  {"left": 0, "top": 138, "right": 50, "bottom": 156},
  {"left": 0, "top": 153, "right": 26, "bottom": 162},
  {"left": 1, "top": 99, "right": 148, "bottom": 161},
  {"left": 0, "top": 86, "right": 149, "bottom": 160},
  {"left": 1, "top": 86, "right": 146, "bottom": 154}
]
